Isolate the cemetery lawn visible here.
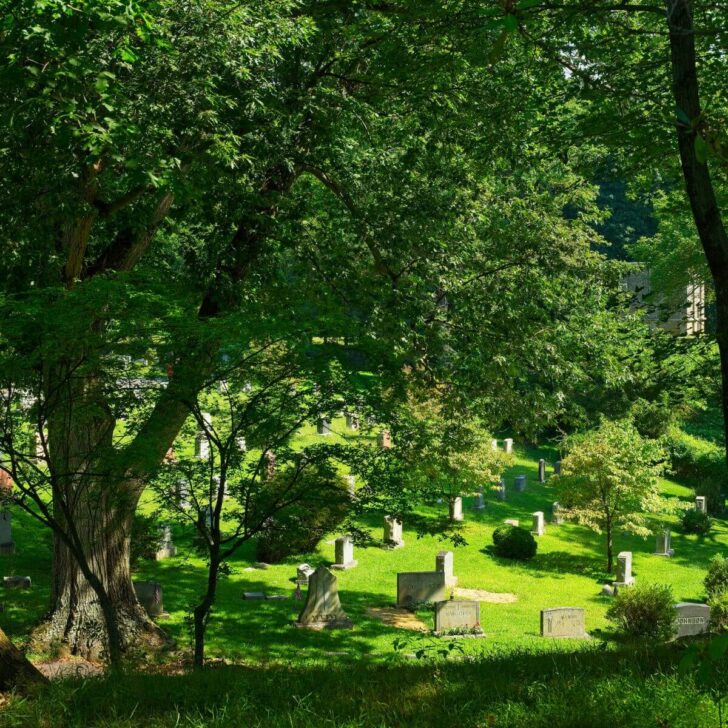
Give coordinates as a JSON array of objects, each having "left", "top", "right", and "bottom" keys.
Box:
[{"left": 1, "top": 418, "right": 722, "bottom": 667}]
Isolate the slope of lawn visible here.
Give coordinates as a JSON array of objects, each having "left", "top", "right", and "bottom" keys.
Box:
[{"left": 0, "top": 416, "right": 723, "bottom": 666}]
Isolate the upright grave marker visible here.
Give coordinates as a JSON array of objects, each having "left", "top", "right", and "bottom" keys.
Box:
[
  {"left": 540, "top": 608, "right": 587, "bottom": 638},
  {"left": 134, "top": 581, "right": 167, "bottom": 618},
  {"left": 449, "top": 497, "right": 463, "bottom": 522},
  {"left": 613, "top": 551, "right": 635, "bottom": 589},
  {"left": 397, "top": 571, "right": 447, "bottom": 609},
  {"left": 383, "top": 516, "right": 404, "bottom": 548},
  {"left": 504, "top": 438, "right": 513, "bottom": 454},
  {"left": 674, "top": 603, "right": 710, "bottom": 637},
  {"left": 655, "top": 529, "right": 673, "bottom": 557},
  {"left": 316, "top": 418, "right": 331, "bottom": 436},
  {"left": 514, "top": 475, "right": 526, "bottom": 492},
  {"left": 695, "top": 496, "right": 707, "bottom": 513},
  {"left": 497, "top": 479, "right": 506, "bottom": 501},
  {"left": 296, "top": 566, "right": 353, "bottom": 629},
  {"left": 436, "top": 550, "right": 457, "bottom": 587},
  {"left": 435, "top": 600, "right": 480, "bottom": 634},
  {"left": 552, "top": 502, "right": 564, "bottom": 525},
  {"left": 531, "top": 511, "right": 545, "bottom": 536},
  {"left": 155, "top": 526, "right": 177, "bottom": 560},
  {"left": 472, "top": 491, "right": 485, "bottom": 511},
  {"left": 538, "top": 459, "right": 546, "bottom": 483},
  {"left": 553, "top": 460, "right": 561, "bottom": 476},
  {"left": 332, "top": 536, "right": 357, "bottom": 570},
  {"left": 377, "top": 430, "right": 392, "bottom": 449}
]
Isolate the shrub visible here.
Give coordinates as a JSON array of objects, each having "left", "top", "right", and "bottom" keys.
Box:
[
  {"left": 255, "top": 470, "right": 352, "bottom": 563},
  {"left": 681, "top": 508, "right": 712, "bottom": 535},
  {"left": 704, "top": 555, "right": 728, "bottom": 598},
  {"left": 492, "top": 525, "right": 537, "bottom": 560},
  {"left": 664, "top": 427, "right": 726, "bottom": 514},
  {"left": 606, "top": 583, "right": 675, "bottom": 640},
  {"left": 708, "top": 591, "right": 728, "bottom": 632},
  {"left": 131, "top": 513, "right": 161, "bottom": 567}
]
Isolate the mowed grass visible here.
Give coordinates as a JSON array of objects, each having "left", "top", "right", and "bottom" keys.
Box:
[{"left": 0, "top": 416, "right": 723, "bottom": 665}]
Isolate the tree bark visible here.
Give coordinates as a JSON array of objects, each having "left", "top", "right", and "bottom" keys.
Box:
[
  {"left": 665, "top": 0, "right": 728, "bottom": 466},
  {"left": 0, "top": 627, "right": 47, "bottom": 693},
  {"left": 193, "top": 553, "right": 220, "bottom": 669}
]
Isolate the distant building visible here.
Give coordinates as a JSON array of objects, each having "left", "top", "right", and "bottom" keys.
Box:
[{"left": 624, "top": 269, "right": 705, "bottom": 336}]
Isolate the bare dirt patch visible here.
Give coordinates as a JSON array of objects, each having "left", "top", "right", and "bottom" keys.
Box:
[
  {"left": 454, "top": 588, "right": 518, "bottom": 604},
  {"left": 366, "top": 607, "right": 429, "bottom": 631}
]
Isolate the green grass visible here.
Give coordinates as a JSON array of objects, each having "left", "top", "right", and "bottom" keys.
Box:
[{"left": 1, "top": 417, "right": 722, "bottom": 666}]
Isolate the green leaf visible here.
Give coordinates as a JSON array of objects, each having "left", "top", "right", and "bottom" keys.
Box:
[
  {"left": 503, "top": 14, "right": 518, "bottom": 32},
  {"left": 708, "top": 634, "right": 728, "bottom": 661}
]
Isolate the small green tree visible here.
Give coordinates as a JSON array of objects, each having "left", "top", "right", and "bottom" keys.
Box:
[{"left": 555, "top": 418, "right": 665, "bottom": 572}]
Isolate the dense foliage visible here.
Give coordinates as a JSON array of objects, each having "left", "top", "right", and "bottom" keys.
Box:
[
  {"left": 492, "top": 525, "right": 537, "bottom": 561},
  {"left": 607, "top": 584, "right": 676, "bottom": 641}
]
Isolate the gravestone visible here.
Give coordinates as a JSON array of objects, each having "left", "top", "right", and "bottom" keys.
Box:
[
  {"left": 505, "top": 518, "right": 520, "bottom": 527},
  {"left": 449, "top": 497, "right": 463, "bottom": 522},
  {"left": 472, "top": 491, "right": 485, "bottom": 511},
  {"left": 531, "top": 511, "right": 545, "bottom": 536},
  {"left": 553, "top": 460, "right": 561, "bottom": 476},
  {"left": 538, "top": 459, "right": 546, "bottom": 483},
  {"left": 235, "top": 436, "right": 247, "bottom": 452},
  {"left": 332, "top": 536, "right": 357, "bottom": 570},
  {"left": 540, "top": 607, "right": 587, "bottom": 638},
  {"left": 655, "top": 529, "right": 674, "bottom": 557},
  {"left": 3, "top": 576, "right": 31, "bottom": 589},
  {"left": 514, "top": 475, "right": 526, "bottom": 492},
  {"left": 296, "top": 563, "right": 315, "bottom": 585},
  {"left": 345, "top": 475, "right": 356, "bottom": 496},
  {"left": 201, "top": 412, "right": 213, "bottom": 428},
  {"left": 497, "top": 479, "right": 506, "bottom": 501},
  {"left": 174, "top": 479, "right": 191, "bottom": 509},
  {"left": 134, "top": 581, "right": 167, "bottom": 617},
  {"left": 504, "top": 438, "right": 513, "bottom": 454},
  {"left": 695, "top": 496, "right": 707, "bottom": 513},
  {"left": 0, "top": 512, "right": 15, "bottom": 555},
  {"left": 194, "top": 433, "right": 209, "bottom": 461},
  {"left": 613, "top": 551, "right": 635, "bottom": 588},
  {"left": 396, "top": 571, "right": 447, "bottom": 609},
  {"left": 383, "top": 516, "right": 404, "bottom": 548},
  {"left": 552, "top": 502, "right": 564, "bottom": 525},
  {"left": 155, "top": 526, "right": 177, "bottom": 560},
  {"left": 377, "top": 430, "right": 392, "bottom": 449},
  {"left": 296, "top": 566, "right": 353, "bottom": 629},
  {"left": 436, "top": 550, "right": 457, "bottom": 587},
  {"left": 199, "top": 506, "right": 213, "bottom": 531},
  {"left": 345, "top": 413, "right": 360, "bottom": 430},
  {"left": 435, "top": 600, "right": 480, "bottom": 633},
  {"left": 317, "top": 418, "right": 331, "bottom": 436},
  {"left": 491, "top": 439, "right": 498, "bottom": 451},
  {"left": 674, "top": 602, "right": 710, "bottom": 637}
]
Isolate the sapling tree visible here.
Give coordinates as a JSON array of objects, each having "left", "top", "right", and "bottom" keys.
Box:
[{"left": 555, "top": 418, "right": 666, "bottom": 572}]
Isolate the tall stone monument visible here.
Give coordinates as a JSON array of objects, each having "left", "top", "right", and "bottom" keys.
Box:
[{"left": 296, "top": 566, "right": 353, "bottom": 629}]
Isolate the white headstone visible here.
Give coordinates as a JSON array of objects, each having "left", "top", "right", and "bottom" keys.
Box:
[
  {"left": 296, "top": 563, "right": 315, "bottom": 585},
  {"left": 504, "top": 438, "right": 513, "bottom": 454},
  {"left": 531, "top": 511, "right": 545, "bottom": 536},
  {"left": 552, "top": 501, "right": 564, "bottom": 525},
  {"left": 614, "top": 551, "right": 635, "bottom": 588},
  {"left": 317, "top": 418, "right": 331, "bottom": 436},
  {"left": 449, "top": 496, "right": 463, "bottom": 522},
  {"left": 655, "top": 529, "right": 673, "bottom": 557},
  {"left": 674, "top": 602, "right": 710, "bottom": 637},
  {"left": 695, "top": 496, "right": 707, "bottom": 513},
  {"left": 296, "top": 566, "right": 353, "bottom": 629},
  {"left": 436, "top": 550, "right": 457, "bottom": 587},
  {"left": 538, "top": 459, "right": 546, "bottom": 483},
  {"left": 155, "top": 525, "right": 177, "bottom": 560},
  {"left": 383, "top": 516, "right": 404, "bottom": 548},
  {"left": 332, "top": 536, "right": 357, "bottom": 570},
  {"left": 195, "top": 433, "right": 210, "bottom": 460}
]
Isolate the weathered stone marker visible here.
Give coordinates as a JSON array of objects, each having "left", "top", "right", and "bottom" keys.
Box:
[
  {"left": 540, "top": 607, "right": 587, "bottom": 638},
  {"left": 296, "top": 566, "right": 353, "bottom": 629},
  {"left": 155, "top": 526, "right": 177, "bottom": 560},
  {"left": 435, "top": 600, "right": 480, "bottom": 634},
  {"left": 532, "top": 511, "right": 545, "bottom": 536},
  {"left": 3, "top": 576, "right": 31, "bottom": 589},
  {"left": 655, "top": 529, "right": 673, "bottom": 557},
  {"left": 345, "top": 413, "right": 359, "bottom": 430},
  {"left": 0, "top": 512, "right": 15, "bottom": 555},
  {"left": 316, "top": 418, "right": 331, "bottom": 436},
  {"left": 514, "top": 475, "right": 526, "bottom": 492},
  {"left": 553, "top": 460, "right": 561, "bottom": 476},
  {"left": 504, "top": 438, "right": 513, "bottom": 454},
  {"left": 134, "top": 581, "right": 167, "bottom": 618},
  {"left": 332, "top": 536, "right": 358, "bottom": 570},
  {"left": 377, "top": 430, "right": 392, "bottom": 449},
  {"left": 552, "top": 502, "right": 564, "bottom": 525},
  {"left": 504, "top": 518, "right": 520, "bottom": 527},
  {"left": 472, "top": 491, "right": 485, "bottom": 511},
  {"left": 674, "top": 602, "right": 710, "bottom": 637},
  {"left": 497, "top": 479, "right": 506, "bottom": 501},
  {"left": 449, "top": 496, "right": 463, "bottom": 522},
  {"left": 195, "top": 433, "right": 209, "bottom": 460},
  {"left": 695, "top": 496, "right": 707, "bottom": 513},
  {"left": 174, "top": 479, "right": 191, "bottom": 509},
  {"left": 296, "top": 563, "right": 315, "bottom": 585},
  {"left": 491, "top": 439, "right": 498, "bottom": 451},
  {"left": 383, "top": 516, "right": 404, "bottom": 548},
  {"left": 345, "top": 475, "right": 356, "bottom": 496},
  {"left": 235, "top": 436, "right": 247, "bottom": 452},
  {"left": 397, "top": 571, "right": 447, "bottom": 609},
  {"left": 436, "top": 550, "right": 457, "bottom": 587},
  {"left": 538, "top": 459, "right": 546, "bottom": 483},
  {"left": 613, "top": 551, "right": 635, "bottom": 589}
]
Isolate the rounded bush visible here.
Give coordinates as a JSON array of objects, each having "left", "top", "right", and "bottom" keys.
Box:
[
  {"left": 708, "top": 591, "right": 728, "bottom": 632},
  {"left": 704, "top": 554, "right": 728, "bottom": 599},
  {"left": 606, "top": 583, "right": 675, "bottom": 640},
  {"left": 681, "top": 508, "right": 712, "bottom": 535},
  {"left": 492, "top": 525, "right": 537, "bottom": 560}
]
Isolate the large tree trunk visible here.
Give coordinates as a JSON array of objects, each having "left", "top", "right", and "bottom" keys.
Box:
[
  {"left": 0, "top": 627, "right": 47, "bottom": 693},
  {"left": 665, "top": 0, "right": 728, "bottom": 465}
]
